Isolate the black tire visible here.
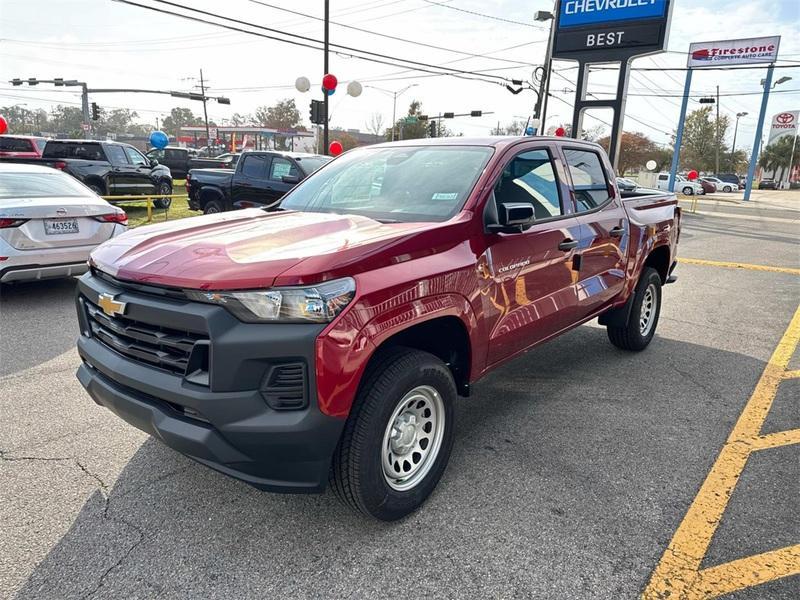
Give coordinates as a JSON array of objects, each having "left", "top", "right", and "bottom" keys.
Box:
[
  {"left": 330, "top": 348, "right": 456, "bottom": 521},
  {"left": 203, "top": 200, "right": 224, "bottom": 214},
  {"left": 607, "top": 267, "right": 662, "bottom": 352},
  {"left": 153, "top": 182, "right": 172, "bottom": 209},
  {"left": 723, "top": 185, "right": 732, "bottom": 193},
  {"left": 87, "top": 182, "right": 106, "bottom": 196},
  {"left": 682, "top": 186, "right": 693, "bottom": 196}
]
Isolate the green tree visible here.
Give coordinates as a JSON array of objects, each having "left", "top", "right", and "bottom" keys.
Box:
[
  {"left": 676, "top": 106, "right": 730, "bottom": 172},
  {"left": 161, "top": 107, "right": 203, "bottom": 136},
  {"left": 387, "top": 100, "right": 430, "bottom": 140},
  {"left": 759, "top": 135, "right": 799, "bottom": 181},
  {"left": 490, "top": 120, "right": 526, "bottom": 135},
  {"left": 596, "top": 131, "right": 659, "bottom": 175},
  {"left": 254, "top": 99, "right": 302, "bottom": 150},
  {"left": 0, "top": 105, "right": 48, "bottom": 134},
  {"left": 48, "top": 105, "right": 85, "bottom": 138}
]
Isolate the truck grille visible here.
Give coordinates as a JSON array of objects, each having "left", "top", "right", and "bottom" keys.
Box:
[{"left": 84, "top": 297, "right": 207, "bottom": 376}]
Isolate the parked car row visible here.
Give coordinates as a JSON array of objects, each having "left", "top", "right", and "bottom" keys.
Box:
[{"left": 144, "top": 146, "right": 241, "bottom": 179}]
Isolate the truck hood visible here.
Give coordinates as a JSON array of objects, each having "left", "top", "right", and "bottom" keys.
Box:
[{"left": 90, "top": 209, "right": 442, "bottom": 290}]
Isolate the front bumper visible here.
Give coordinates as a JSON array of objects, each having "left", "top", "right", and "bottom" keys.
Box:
[{"left": 75, "top": 271, "right": 345, "bottom": 493}]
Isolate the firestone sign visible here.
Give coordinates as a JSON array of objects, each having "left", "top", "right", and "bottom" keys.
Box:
[{"left": 687, "top": 36, "right": 781, "bottom": 68}]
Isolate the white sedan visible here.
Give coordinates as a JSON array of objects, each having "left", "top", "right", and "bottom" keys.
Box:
[{"left": 0, "top": 163, "right": 128, "bottom": 284}]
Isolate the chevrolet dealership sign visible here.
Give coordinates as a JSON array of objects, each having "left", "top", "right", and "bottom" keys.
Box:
[
  {"left": 560, "top": 0, "right": 668, "bottom": 28},
  {"left": 553, "top": 0, "right": 672, "bottom": 58},
  {"left": 687, "top": 36, "right": 781, "bottom": 68}
]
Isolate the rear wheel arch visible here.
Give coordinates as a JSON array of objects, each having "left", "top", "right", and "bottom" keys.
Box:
[{"left": 643, "top": 244, "right": 671, "bottom": 284}]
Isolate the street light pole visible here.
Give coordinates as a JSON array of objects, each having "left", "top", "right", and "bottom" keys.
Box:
[
  {"left": 533, "top": 7, "right": 556, "bottom": 134},
  {"left": 715, "top": 85, "right": 720, "bottom": 175},
  {"left": 366, "top": 84, "right": 417, "bottom": 142},
  {"left": 199, "top": 69, "right": 211, "bottom": 155},
  {"left": 730, "top": 111, "right": 747, "bottom": 171}
]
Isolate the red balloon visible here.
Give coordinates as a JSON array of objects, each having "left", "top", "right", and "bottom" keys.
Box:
[
  {"left": 0, "top": 116, "right": 7, "bottom": 135},
  {"left": 554, "top": 126, "right": 566, "bottom": 137},
  {"left": 322, "top": 73, "right": 338, "bottom": 92},
  {"left": 687, "top": 170, "right": 698, "bottom": 181},
  {"left": 329, "top": 140, "right": 343, "bottom": 156}
]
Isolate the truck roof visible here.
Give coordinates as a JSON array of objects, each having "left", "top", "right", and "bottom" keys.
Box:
[{"left": 368, "top": 136, "right": 603, "bottom": 151}]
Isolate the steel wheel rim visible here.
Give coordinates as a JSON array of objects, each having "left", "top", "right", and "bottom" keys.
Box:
[
  {"left": 382, "top": 384, "right": 445, "bottom": 492},
  {"left": 639, "top": 283, "right": 657, "bottom": 336}
]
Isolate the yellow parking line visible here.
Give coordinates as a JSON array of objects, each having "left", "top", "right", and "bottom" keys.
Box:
[
  {"left": 643, "top": 305, "right": 800, "bottom": 599},
  {"left": 783, "top": 369, "right": 800, "bottom": 379},
  {"left": 678, "top": 257, "right": 800, "bottom": 276},
  {"left": 751, "top": 428, "right": 800, "bottom": 451},
  {"left": 693, "top": 544, "right": 800, "bottom": 598}
]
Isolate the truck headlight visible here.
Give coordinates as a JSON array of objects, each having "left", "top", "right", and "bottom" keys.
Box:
[{"left": 186, "top": 277, "right": 356, "bottom": 323}]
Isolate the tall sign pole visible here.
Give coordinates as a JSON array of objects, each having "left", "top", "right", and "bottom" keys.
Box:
[
  {"left": 744, "top": 64, "right": 774, "bottom": 201},
  {"left": 667, "top": 68, "right": 693, "bottom": 192},
  {"left": 551, "top": 0, "right": 673, "bottom": 171}
]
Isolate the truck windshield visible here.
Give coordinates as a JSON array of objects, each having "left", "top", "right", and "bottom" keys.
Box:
[{"left": 280, "top": 146, "right": 493, "bottom": 223}]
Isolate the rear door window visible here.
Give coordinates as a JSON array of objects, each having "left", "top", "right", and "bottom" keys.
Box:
[
  {"left": 165, "top": 148, "right": 184, "bottom": 161},
  {"left": 105, "top": 145, "right": 128, "bottom": 165},
  {"left": 563, "top": 148, "right": 611, "bottom": 212},
  {"left": 240, "top": 154, "right": 269, "bottom": 179},
  {"left": 43, "top": 142, "right": 106, "bottom": 160}
]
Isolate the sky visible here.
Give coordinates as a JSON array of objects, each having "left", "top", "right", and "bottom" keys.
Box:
[{"left": 0, "top": 0, "right": 798, "bottom": 151}]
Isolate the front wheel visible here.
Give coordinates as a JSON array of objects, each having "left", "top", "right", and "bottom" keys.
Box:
[
  {"left": 330, "top": 348, "right": 456, "bottom": 521},
  {"left": 682, "top": 186, "right": 694, "bottom": 196},
  {"left": 153, "top": 182, "right": 172, "bottom": 209},
  {"left": 607, "top": 267, "right": 662, "bottom": 351},
  {"left": 723, "top": 185, "right": 732, "bottom": 192}
]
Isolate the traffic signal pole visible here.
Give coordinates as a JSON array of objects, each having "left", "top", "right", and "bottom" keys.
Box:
[
  {"left": 744, "top": 64, "right": 774, "bottom": 201},
  {"left": 323, "top": 0, "right": 330, "bottom": 154}
]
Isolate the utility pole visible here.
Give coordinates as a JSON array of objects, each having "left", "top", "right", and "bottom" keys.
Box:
[
  {"left": 391, "top": 90, "right": 398, "bottom": 142},
  {"left": 199, "top": 69, "right": 211, "bottom": 155},
  {"left": 715, "top": 85, "right": 720, "bottom": 175},
  {"left": 323, "top": 0, "right": 330, "bottom": 154}
]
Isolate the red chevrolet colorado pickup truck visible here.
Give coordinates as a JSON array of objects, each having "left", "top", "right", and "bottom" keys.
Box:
[{"left": 75, "top": 137, "right": 680, "bottom": 520}]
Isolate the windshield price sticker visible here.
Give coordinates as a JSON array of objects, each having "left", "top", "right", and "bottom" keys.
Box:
[{"left": 432, "top": 192, "right": 459, "bottom": 201}]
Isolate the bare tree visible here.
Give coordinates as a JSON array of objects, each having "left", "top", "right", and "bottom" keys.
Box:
[{"left": 365, "top": 112, "right": 385, "bottom": 142}]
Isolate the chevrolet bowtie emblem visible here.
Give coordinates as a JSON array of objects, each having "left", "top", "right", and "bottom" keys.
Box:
[{"left": 97, "top": 293, "right": 127, "bottom": 317}]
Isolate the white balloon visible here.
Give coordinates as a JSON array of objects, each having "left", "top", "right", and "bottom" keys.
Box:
[
  {"left": 295, "top": 76, "right": 311, "bottom": 93},
  {"left": 347, "top": 80, "right": 363, "bottom": 97},
  {"left": 646, "top": 160, "right": 657, "bottom": 171}
]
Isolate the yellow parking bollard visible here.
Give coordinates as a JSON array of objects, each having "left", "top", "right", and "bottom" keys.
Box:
[{"left": 147, "top": 196, "right": 153, "bottom": 223}]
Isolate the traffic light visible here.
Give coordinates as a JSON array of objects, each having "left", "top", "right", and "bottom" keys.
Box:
[
  {"left": 443, "top": 112, "right": 454, "bottom": 119},
  {"left": 309, "top": 99, "right": 326, "bottom": 125},
  {"left": 91, "top": 102, "right": 100, "bottom": 120},
  {"left": 699, "top": 97, "right": 715, "bottom": 104},
  {"left": 429, "top": 120, "right": 437, "bottom": 138}
]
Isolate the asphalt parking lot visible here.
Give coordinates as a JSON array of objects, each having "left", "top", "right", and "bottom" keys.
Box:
[{"left": 1, "top": 191, "right": 798, "bottom": 599}]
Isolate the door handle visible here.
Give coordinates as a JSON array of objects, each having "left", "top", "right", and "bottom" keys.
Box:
[
  {"left": 558, "top": 238, "right": 579, "bottom": 251},
  {"left": 609, "top": 226, "right": 625, "bottom": 238}
]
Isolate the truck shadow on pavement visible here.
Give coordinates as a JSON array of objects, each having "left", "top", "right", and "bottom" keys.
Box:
[
  {"left": 0, "top": 278, "right": 80, "bottom": 377},
  {"left": 12, "top": 326, "right": 783, "bottom": 599}
]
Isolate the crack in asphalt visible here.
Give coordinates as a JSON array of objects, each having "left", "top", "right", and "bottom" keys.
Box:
[{"left": 0, "top": 448, "right": 146, "bottom": 599}]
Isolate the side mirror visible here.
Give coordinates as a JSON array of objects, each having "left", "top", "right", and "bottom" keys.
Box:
[
  {"left": 487, "top": 202, "right": 534, "bottom": 233},
  {"left": 149, "top": 158, "right": 159, "bottom": 167},
  {"left": 282, "top": 175, "right": 301, "bottom": 184}
]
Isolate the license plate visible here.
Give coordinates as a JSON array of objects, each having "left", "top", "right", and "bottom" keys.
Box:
[{"left": 44, "top": 218, "right": 79, "bottom": 235}]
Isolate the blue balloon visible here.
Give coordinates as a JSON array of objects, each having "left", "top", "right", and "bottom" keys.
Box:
[
  {"left": 149, "top": 130, "right": 168, "bottom": 149},
  {"left": 525, "top": 127, "right": 535, "bottom": 136},
  {"left": 321, "top": 86, "right": 335, "bottom": 96}
]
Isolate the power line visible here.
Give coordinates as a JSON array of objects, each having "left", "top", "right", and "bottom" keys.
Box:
[
  {"left": 421, "top": 0, "right": 546, "bottom": 29},
  {"left": 247, "top": 0, "right": 538, "bottom": 67},
  {"left": 112, "top": 0, "right": 515, "bottom": 87}
]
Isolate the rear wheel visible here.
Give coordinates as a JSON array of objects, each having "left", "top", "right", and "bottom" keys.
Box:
[
  {"left": 153, "top": 182, "right": 172, "bottom": 209},
  {"left": 203, "top": 200, "right": 224, "bottom": 214},
  {"left": 607, "top": 267, "right": 662, "bottom": 351},
  {"left": 682, "top": 186, "right": 693, "bottom": 195},
  {"left": 87, "top": 182, "right": 106, "bottom": 196},
  {"left": 330, "top": 348, "right": 456, "bottom": 521}
]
